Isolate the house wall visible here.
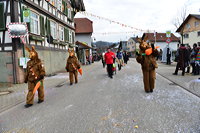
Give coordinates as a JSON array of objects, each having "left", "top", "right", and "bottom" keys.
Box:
[
  {"left": 127, "top": 39, "right": 136, "bottom": 52},
  {"left": 183, "top": 30, "right": 200, "bottom": 47},
  {"left": 75, "top": 33, "right": 92, "bottom": 47},
  {"left": 182, "top": 16, "right": 200, "bottom": 46},
  {"left": 155, "top": 42, "right": 178, "bottom": 51},
  {"left": 15, "top": 48, "right": 69, "bottom": 83},
  {"left": 75, "top": 33, "right": 92, "bottom": 63},
  {"left": 183, "top": 17, "right": 200, "bottom": 33}
]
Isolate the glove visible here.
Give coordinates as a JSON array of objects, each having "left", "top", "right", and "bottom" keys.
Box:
[
  {"left": 77, "top": 66, "right": 80, "bottom": 69},
  {"left": 39, "top": 75, "right": 44, "bottom": 80},
  {"left": 151, "top": 43, "right": 155, "bottom": 49},
  {"left": 136, "top": 51, "right": 140, "bottom": 56}
]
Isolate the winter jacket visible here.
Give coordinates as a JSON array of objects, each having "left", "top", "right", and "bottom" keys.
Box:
[
  {"left": 104, "top": 52, "right": 115, "bottom": 64},
  {"left": 25, "top": 59, "right": 45, "bottom": 82},
  {"left": 195, "top": 50, "right": 200, "bottom": 62},
  {"left": 177, "top": 46, "right": 188, "bottom": 69},
  {"left": 66, "top": 56, "right": 80, "bottom": 72},
  {"left": 116, "top": 52, "right": 123, "bottom": 59},
  {"left": 136, "top": 44, "right": 159, "bottom": 71}
]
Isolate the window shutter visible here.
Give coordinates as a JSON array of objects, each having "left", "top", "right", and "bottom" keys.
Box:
[
  {"left": 71, "top": 10, "right": 74, "bottom": 19},
  {"left": 72, "top": 31, "right": 75, "bottom": 44},
  {"left": 62, "top": 1, "right": 66, "bottom": 14},
  {"left": 0, "top": 3, "right": 5, "bottom": 31},
  {"left": 67, "top": 28, "right": 69, "bottom": 42},
  {"left": 40, "top": 16, "right": 45, "bottom": 36},
  {"left": 45, "top": 17, "right": 51, "bottom": 36},
  {"left": 64, "top": 27, "right": 67, "bottom": 42},
  {"left": 65, "top": 3, "right": 68, "bottom": 16}
]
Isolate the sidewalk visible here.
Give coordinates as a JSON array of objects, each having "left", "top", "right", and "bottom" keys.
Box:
[
  {"left": 0, "top": 64, "right": 94, "bottom": 113},
  {"left": 156, "top": 61, "right": 200, "bottom": 97}
]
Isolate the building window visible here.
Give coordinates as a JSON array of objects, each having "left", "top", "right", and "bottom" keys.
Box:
[
  {"left": 186, "top": 24, "right": 190, "bottom": 29},
  {"left": 59, "top": 26, "right": 64, "bottom": 41},
  {"left": 68, "top": 8, "right": 71, "bottom": 19},
  {"left": 183, "top": 34, "right": 189, "bottom": 38},
  {"left": 30, "top": 11, "right": 40, "bottom": 35},
  {"left": 57, "top": 0, "right": 62, "bottom": 11},
  {"left": 195, "top": 21, "right": 199, "bottom": 27},
  {"left": 50, "top": 21, "right": 57, "bottom": 39},
  {"left": 197, "top": 31, "right": 200, "bottom": 36}
]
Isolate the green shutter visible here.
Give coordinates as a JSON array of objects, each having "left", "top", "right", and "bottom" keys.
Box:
[
  {"left": 71, "top": 10, "right": 74, "bottom": 19},
  {"left": 45, "top": 17, "right": 51, "bottom": 36},
  {"left": 72, "top": 31, "right": 75, "bottom": 44},
  {"left": 65, "top": 3, "right": 68, "bottom": 16},
  {"left": 0, "top": 3, "right": 5, "bottom": 31},
  {"left": 62, "top": 1, "right": 66, "bottom": 14},
  {"left": 64, "top": 27, "right": 67, "bottom": 42},
  {"left": 40, "top": 16, "right": 45, "bottom": 36},
  {"left": 67, "top": 28, "right": 69, "bottom": 42}
]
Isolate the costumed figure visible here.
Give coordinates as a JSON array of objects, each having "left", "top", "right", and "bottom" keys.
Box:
[
  {"left": 136, "top": 36, "right": 159, "bottom": 93},
  {"left": 65, "top": 49, "right": 81, "bottom": 85},
  {"left": 24, "top": 46, "right": 45, "bottom": 108}
]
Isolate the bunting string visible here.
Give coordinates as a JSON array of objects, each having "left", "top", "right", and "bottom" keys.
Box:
[{"left": 79, "top": 11, "right": 155, "bottom": 33}]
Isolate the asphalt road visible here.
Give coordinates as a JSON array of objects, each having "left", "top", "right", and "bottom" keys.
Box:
[{"left": 0, "top": 60, "right": 200, "bottom": 133}]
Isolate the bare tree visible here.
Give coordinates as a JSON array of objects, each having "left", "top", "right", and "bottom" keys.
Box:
[
  {"left": 172, "top": 5, "right": 188, "bottom": 29},
  {"left": 172, "top": 4, "right": 189, "bottom": 44}
]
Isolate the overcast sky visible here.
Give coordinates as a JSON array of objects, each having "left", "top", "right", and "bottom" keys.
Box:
[{"left": 75, "top": 0, "right": 200, "bottom": 42}]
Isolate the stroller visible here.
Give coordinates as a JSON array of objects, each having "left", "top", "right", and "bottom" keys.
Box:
[
  {"left": 112, "top": 58, "right": 117, "bottom": 74},
  {"left": 112, "top": 63, "right": 117, "bottom": 74}
]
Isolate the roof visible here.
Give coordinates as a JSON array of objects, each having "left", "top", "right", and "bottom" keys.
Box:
[
  {"left": 74, "top": 18, "right": 93, "bottom": 34},
  {"left": 76, "top": 41, "right": 92, "bottom": 49},
  {"left": 143, "top": 33, "right": 180, "bottom": 42},
  {"left": 176, "top": 14, "right": 200, "bottom": 32}
]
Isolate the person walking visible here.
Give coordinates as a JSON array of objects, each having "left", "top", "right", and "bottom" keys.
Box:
[
  {"left": 136, "top": 38, "right": 159, "bottom": 93},
  {"left": 190, "top": 43, "right": 198, "bottom": 75},
  {"left": 166, "top": 48, "right": 171, "bottom": 65},
  {"left": 101, "top": 52, "right": 106, "bottom": 68},
  {"left": 104, "top": 48, "right": 115, "bottom": 78},
  {"left": 116, "top": 49, "right": 123, "bottom": 71},
  {"left": 123, "top": 51, "right": 129, "bottom": 64},
  {"left": 194, "top": 49, "right": 200, "bottom": 75},
  {"left": 185, "top": 45, "right": 192, "bottom": 73},
  {"left": 24, "top": 46, "right": 45, "bottom": 108},
  {"left": 173, "top": 44, "right": 188, "bottom": 76},
  {"left": 66, "top": 49, "right": 81, "bottom": 85}
]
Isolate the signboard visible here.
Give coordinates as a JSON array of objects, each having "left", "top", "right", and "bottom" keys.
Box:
[
  {"left": 7, "top": 22, "right": 28, "bottom": 38},
  {"left": 23, "top": 9, "right": 30, "bottom": 23},
  {"left": 166, "top": 38, "right": 171, "bottom": 43},
  {"left": 166, "top": 30, "right": 171, "bottom": 38},
  {"left": 19, "top": 57, "right": 30, "bottom": 68}
]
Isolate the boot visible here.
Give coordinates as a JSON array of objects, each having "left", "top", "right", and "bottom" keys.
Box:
[
  {"left": 24, "top": 104, "right": 33, "bottom": 108},
  {"left": 38, "top": 100, "right": 44, "bottom": 104}
]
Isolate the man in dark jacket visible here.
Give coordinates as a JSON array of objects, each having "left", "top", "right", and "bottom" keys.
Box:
[
  {"left": 173, "top": 44, "right": 188, "bottom": 76},
  {"left": 116, "top": 49, "right": 123, "bottom": 70}
]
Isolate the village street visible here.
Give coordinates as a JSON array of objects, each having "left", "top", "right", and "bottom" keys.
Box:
[{"left": 0, "top": 59, "right": 200, "bottom": 133}]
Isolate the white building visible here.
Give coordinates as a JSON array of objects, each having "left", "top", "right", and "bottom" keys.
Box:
[{"left": 74, "top": 18, "right": 93, "bottom": 64}]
